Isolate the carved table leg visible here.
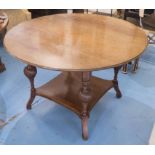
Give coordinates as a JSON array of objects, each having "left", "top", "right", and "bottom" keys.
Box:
[
  {"left": 0, "top": 57, "right": 6, "bottom": 73},
  {"left": 79, "top": 72, "right": 91, "bottom": 140},
  {"left": 113, "top": 66, "right": 122, "bottom": 98},
  {"left": 24, "top": 65, "right": 37, "bottom": 109}
]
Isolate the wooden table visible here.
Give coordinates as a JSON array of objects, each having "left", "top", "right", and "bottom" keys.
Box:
[
  {"left": 0, "top": 12, "right": 8, "bottom": 72},
  {"left": 4, "top": 14, "right": 147, "bottom": 140}
]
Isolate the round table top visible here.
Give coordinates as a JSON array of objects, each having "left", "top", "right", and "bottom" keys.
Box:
[
  {"left": 0, "top": 13, "right": 8, "bottom": 32},
  {"left": 4, "top": 14, "right": 147, "bottom": 71}
]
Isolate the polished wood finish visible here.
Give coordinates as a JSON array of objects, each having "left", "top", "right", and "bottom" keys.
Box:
[
  {"left": 80, "top": 72, "right": 91, "bottom": 139},
  {"left": 36, "top": 72, "right": 113, "bottom": 116},
  {"left": 4, "top": 14, "right": 147, "bottom": 71},
  {"left": 0, "top": 12, "right": 8, "bottom": 72},
  {"left": 24, "top": 65, "right": 37, "bottom": 109},
  {"left": 4, "top": 14, "right": 147, "bottom": 139},
  {"left": 113, "top": 66, "right": 122, "bottom": 98},
  {"left": 26, "top": 69, "right": 120, "bottom": 139}
]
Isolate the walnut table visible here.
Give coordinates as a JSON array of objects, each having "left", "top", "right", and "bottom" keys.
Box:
[{"left": 4, "top": 14, "right": 147, "bottom": 140}]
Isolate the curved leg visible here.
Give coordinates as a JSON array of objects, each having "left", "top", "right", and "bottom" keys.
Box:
[
  {"left": 79, "top": 72, "right": 91, "bottom": 140},
  {"left": 113, "top": 66, "right": 122, "bottom": 98},
  {"left": 82, "top": 116, "right": 88, "bottom": 139},
  {"left": 132, "top": 58, "right": 139, "bottom": 73},
  {"left": 0, "top": 57, "right": 5, "bottom": 73},
  {"left": 24, "top": 65, "right": 37, "bottom": 109}
]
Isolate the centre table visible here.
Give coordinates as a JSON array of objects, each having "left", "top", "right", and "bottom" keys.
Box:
[{"left": 4, "top": 14, "right": 147, "bottom": 140}]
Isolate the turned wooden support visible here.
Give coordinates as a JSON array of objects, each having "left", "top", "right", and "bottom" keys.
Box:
[
  {"left": 79, "top": 71, "right": 91, "bottom": 140},
  {"left": 24, "top": 65, "right": 37, "bottom": 109},
  {"left": 113, "top": 66, "right": 122, "bottom": 98},
  {"left": 0, "top": 57, "right": 6, "bottom": 73}
]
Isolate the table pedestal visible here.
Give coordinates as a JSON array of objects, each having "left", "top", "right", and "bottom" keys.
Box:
[{"left": 24, "top": 65, "right": 122, "bottom": 140}]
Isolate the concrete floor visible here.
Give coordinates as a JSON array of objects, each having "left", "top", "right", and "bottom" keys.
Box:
[{"left": 0, "top": 45, "right": 155, "bottom": 144}]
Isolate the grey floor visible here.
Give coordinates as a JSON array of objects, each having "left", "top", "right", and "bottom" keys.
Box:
[{"left": 0, "top": 45, "right": 155, "bottom": 144}]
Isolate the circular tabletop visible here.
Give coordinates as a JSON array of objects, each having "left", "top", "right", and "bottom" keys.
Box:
[{"left": 4, "top": 14, "right": 147, "bottom": 71}]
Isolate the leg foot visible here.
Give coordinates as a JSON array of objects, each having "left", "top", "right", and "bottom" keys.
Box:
[
  {"left": 114, "top": 80, "right": 122, "bottom": 98},
  {"left": 24, "top": 65, "right": 37, "bottom": 110},
  {"left": 26, "top": 88, "right": 36, "bottom": 109},
  {"left": 27, "top": 103, "right": 32, "bottom": 110},
  {"left": 81, "top": 116, "right": 89, "bottom": 140},
  {"left": 113, "top": 66, "right": 122, "bottom": 98}
]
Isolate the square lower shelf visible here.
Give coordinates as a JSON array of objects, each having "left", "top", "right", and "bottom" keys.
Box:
[{"left": 36, "top": 72, "right": 113, "bottom": 116}]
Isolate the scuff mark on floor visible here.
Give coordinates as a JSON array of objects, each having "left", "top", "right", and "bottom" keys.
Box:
[
  {"left": 0, "top": 113, "right": 21, "bottom": 128},
  {"left": 0, "top": 98, "right": 41, "bottom": 129},
  {"left": 0, "top": 119, "right": 5, "bottom": 128}
]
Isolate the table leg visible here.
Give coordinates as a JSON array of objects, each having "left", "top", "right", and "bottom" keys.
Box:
[
  {"left": 23, "top": 69, "right": 119, "bottom": 139},
  {"left": 0, "top": 57, "right": 6, "bottom": 73},
  {"left": 113, "top": 66, "right": 122, "bottom": 98},
  {"left": 79, "top": 71, "right": 91, "bottom": 140},
  {"left": 24, "top": 65, "right": 37, "bottom": 109}
]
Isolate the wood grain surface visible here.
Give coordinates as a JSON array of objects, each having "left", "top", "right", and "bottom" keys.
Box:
[{"left": 4, "top": 14, "right": 147, "bottom": 71}]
